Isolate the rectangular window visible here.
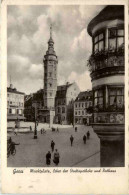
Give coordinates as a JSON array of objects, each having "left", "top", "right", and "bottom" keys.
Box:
[
  {"left": 108, "top": 28, "right": 124, "bottom": 50},
  {"left": 117, "top": 37, "right": 124, "bottom": 47},
  {"left": 109, "top": 87, "right": 124, "bottom": 108},
  {"left": 117, "top": 29, "right": 124, "bottom": 36},
  {"left": 12, "top": 109, "right": 15, "bottom": 114},
  {"left": 94, "top": 32, "right": 104, "bottom": 53},
  {"left": 62, "top": 107, "right": 65, "bottom": 113},
  {"left": 94, "top": 89, "right": 104, "bottom": 109},
  {"left": 94, "top": 36, "right": 98, "bottom": 43},
  {"left": 58, "top": 107, "right": 60, "bottom": 113}
]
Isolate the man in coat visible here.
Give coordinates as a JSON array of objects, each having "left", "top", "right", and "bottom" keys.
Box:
[
  {"left": 70, "top": 135, "right": 74, "bottom": 146},
  {"left": 51, "top": 140, "right": 55, "bottom": 152},
  {"left": 46, "top": 151, "right": 51, "bottom": 165},
  {"left": 87, "top": 131, "right": 90, "bottom": 139},
  {"left": 83, "top": 135, "right": 87, "bottom": 144},
  {"left": 53, "top": 149, "right": 60, "bottom": 166}
]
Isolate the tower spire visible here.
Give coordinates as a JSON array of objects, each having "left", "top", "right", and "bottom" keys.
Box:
[{"left": 50, "top": 24, "right": 52, "bottom": 38}]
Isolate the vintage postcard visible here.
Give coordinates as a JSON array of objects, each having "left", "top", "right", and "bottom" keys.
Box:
[{"left": 1, "top": 0, "right": 128, "bottom": 194}]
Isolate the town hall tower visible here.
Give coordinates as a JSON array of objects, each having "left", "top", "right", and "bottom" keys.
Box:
[{"left": 43, "top": 25, "right": 58, "bottom": 109}]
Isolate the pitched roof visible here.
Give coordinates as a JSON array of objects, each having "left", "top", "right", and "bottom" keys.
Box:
[
  {"left": 56, "top": 83, "right": 73, "bottom": 98},
  {"left": 75, "top": 90, "right": 92, "bottom": 102},
  {"left": 7, "top": 87, "right": 25, "bottom": 95},
  {"left": 57, "top": 83, "right": 73, "bottom": 91}
]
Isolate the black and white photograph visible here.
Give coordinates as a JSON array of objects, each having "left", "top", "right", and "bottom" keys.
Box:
[
  {"left": 6, "top": 4, "right": 125, "bottom": 168},
  {"left": 1, "top": 0, "right": 129, "bottom": 194}
]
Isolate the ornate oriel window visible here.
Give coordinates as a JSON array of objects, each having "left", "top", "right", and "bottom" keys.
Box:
[
  {"left": 93, "top": 32, "right": 104, "bottom": 53},
  {"left": 108, "top": 28, "right": 124, "bottom": 50},
  {"left": 108, "top": 87, "right": 124, "bottom": 108}
]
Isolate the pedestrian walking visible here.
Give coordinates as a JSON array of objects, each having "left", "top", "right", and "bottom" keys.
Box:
[
  {"left": 46, "top": 151, "right": 51, "bottom": 165},
  {"left": 83, "top": 135, "right": 87, "bottom": 144},
  {"left": 53, "top": 149, "right": 60, "bottom": 166},
  {"left": 30, "top": 126, "right": 32, "bottom": 132},
  {"left": 41, "top": 128, "right": 43, "bottom": 134},
  {"left": 51, "top": 140, "right": 55, "bottom": 152},
  {"left": 70, "top": 135, "right": 74, "bottom": 146},
  {"left": 87, "top": 131, "right": 90, "bottom": 139},
  {"left": 75, "top": 127, "right": 77, "bottom": 132}
]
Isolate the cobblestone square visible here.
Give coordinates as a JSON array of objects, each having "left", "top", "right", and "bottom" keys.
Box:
[{"left": 7, "top": 123, "right": 100, "bottom": 167}]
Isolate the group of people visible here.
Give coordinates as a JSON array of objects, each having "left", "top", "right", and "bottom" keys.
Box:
[
  {"left": 51, "top": 127, "right": 59, "bottom": 132},
  {"left": 46, "top": 140, "right": 60, "bottom": 166},
  {"left": 70, "top": 130, "right": 90, "bottom": 146},
  {"left": 41, "top": 128, "right": 46, "bottom": 134}
]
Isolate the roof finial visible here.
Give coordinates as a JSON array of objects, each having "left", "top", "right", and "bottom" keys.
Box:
[{"left": 50, "top": 24, "right": 52, "bottom": 38}]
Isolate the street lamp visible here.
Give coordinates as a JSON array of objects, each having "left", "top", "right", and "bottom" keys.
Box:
[{"left": 32, "top": 102, "right": 38, "bottom": 139}]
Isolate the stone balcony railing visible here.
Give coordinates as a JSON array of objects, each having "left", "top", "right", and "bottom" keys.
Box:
[
  {"left": 92, "top": 104, "right": 124, "bottom": 124},
  {"left": 93, "top": 104, "right": 124, "bottom": 112},
  {"left": 87, "top": 47, "right": 124, "bottom": 75}
]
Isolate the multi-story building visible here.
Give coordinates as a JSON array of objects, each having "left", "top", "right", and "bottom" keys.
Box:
[
  {"left": 55, "top": 82, "right": 80, "bottom": 125},
  {"left": 7, "top": 84, "right": 25, "bottom": 121},
  {"left": 24, "top": 89, "right": 44, "bottom": 121},
  {"left": 40, "top": 25, "right": 58, "bottom": 125},
  {"left": 74, "top": 90, "right": 93, "bottom": 125},
  {"left": 87, "top": 5, "right": 124, "bottom": 166}
]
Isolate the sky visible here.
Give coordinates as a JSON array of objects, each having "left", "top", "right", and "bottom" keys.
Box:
[{"left": 7, "top": 5, "right": 105, "bottom": 95}]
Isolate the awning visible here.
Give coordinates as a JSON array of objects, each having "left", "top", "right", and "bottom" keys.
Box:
[{"left": 7, "top": 115, "right": 26, "bottom": 120}]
